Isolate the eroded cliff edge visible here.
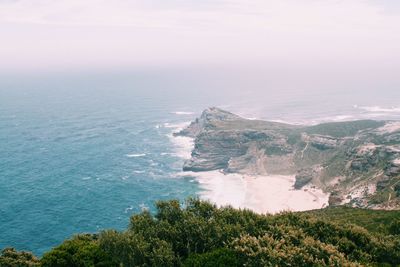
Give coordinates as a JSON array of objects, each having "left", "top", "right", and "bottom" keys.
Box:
[{"left": 175, "top": 107, "right": 400, "bottom": 209}]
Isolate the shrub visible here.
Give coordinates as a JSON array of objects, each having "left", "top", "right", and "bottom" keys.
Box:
[
  {"left": 0, "top": 248, "right": 40, "bottom": 267},
  {"left": 40, "top": 234, "right": 116, "bottom": 267}
]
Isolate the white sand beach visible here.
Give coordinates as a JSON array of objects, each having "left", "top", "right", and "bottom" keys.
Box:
[
  {"left": 180, "top": 170, "right": 329, "bottom": 214},
  {"left": 243, "top": 174, "right": 329, "bottom": 213}
]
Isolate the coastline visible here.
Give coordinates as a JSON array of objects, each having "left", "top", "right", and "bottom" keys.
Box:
[{"left": 169, "top": 123, "right": 329, "bottom": 214}]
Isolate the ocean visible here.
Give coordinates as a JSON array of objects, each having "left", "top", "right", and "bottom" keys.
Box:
[{"left": 0, "top": 71, "right": 399, "bottom": 255}]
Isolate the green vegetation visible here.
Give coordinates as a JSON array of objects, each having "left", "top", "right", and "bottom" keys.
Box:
[
  {"left": 304, "top": 120, "right": 385, "bottom": 138},
  {"left": 0, "top": 248, "right": 40, "bottom": 267},
  {"left": 1, "top": 199, "right": 400, "bottom": 266},
  {"left": 40, "top": 234, "right": 115, "bottom": 267},
  {"left": 304, "top": 206, "right": 400, "bottom": 235}
]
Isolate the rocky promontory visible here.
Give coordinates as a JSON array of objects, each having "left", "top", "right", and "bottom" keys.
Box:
[{"left": 176, "top": 107, "right": 400, "bottom": 209}]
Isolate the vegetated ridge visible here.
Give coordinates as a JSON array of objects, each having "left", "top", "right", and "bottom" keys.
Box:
[{"left": 176, "top": 107, "right": 400, "bottom": 209}]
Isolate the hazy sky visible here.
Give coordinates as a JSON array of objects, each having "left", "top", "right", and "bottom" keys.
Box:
[{"left": 1, "top": 0, "right": 400, "bottom": 73}]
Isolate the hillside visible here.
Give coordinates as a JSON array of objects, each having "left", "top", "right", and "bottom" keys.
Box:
[{"left": 176, "top": 107, "right": 400, "bottom": 209}]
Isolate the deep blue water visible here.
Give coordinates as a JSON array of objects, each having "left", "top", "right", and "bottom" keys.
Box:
[{"left": 0, "top": 72, "right": 399, "bottom": 255}]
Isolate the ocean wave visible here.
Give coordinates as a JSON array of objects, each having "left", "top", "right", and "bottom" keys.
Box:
[
  {"left": 171, "top": 111, "right": 195, "bottom": 115},
  {"left": 268, "top": 115, "right": 366, "bottom": 126},
  {"left": 149, "top": 160, "right": 159, "bottom": 166},
  {"left": 164, "top": 121, "right": 194, "bottom": 159},
  {"left": 163, "top": 121, "right": 191, "bottom": 129},
  {"left": 329, "top": 115, "right": 354, "bottom": 121},
  {"left": 168, "top": 134, "right": 194, "bottom": 159},
  {"left": 124, "top": 206, "right": 134, "bottom": 213},
  {"left": 311, "top": 115, "right": 355, "bottom": 124},
  {"left": 357, "top": 105, "right": 400, "bottom": 113},
  {"left": 133, "top": 170, "right": 146, "bottom": 174},
  {"left": 177, "top": 171, "right": 247, "bottom": 210},
  {"left": 245, "top": 117, "right": 258, "bottom": 120},
  {"left": 139, "top": 203, "right": 149, "bottom": 211},
  {"left": 126, "top": 153, "right": 146, "bottom": 158}
]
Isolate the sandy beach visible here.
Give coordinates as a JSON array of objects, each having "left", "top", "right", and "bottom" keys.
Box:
[
  {"left": 179, "top": 170, "right": 329, "bottom": 214},
  {"left": 242, "top": 174, "right": 329, "bottom": 213}
]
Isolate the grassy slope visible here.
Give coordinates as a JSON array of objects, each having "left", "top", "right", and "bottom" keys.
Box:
[
  {"left": 303, "top": 206, "right": 400, "bottom": 235},
  {"left": 303, "top": 120, "right": 385, "bottom": 138}
]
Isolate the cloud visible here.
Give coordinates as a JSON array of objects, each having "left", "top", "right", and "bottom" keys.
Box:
[
  {"left": 0, "top": 0, "right": 399, "bottom": 72},
  {"left": 0, "top": 0, "right": 228, "bottom": 27},
  {"left": 0, "top": 0, "right": 395, "bottom": 29},
  {"left": 368, "top": 0, "right": 400, "bottom": 14}
]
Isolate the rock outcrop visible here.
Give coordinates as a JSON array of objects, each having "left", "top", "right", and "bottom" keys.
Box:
[{"left": 176, "top": 107, "right": 400, "bottom": 209}]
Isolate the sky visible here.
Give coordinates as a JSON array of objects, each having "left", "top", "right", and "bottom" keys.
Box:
[{"left": 0, "top": 0, "right": 400, "bottom": 74}]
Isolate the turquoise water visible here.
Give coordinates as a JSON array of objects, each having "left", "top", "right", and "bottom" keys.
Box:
[{"left": 1, "top": 73, "right": 399, "bottom": 255}]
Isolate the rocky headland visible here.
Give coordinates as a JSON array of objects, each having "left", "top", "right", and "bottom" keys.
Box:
[{"left": 175, "top": 107, "right": 400, "bottom": 210}]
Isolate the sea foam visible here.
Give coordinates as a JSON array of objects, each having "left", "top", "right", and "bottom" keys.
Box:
[
  {"left": 357, "top": 105, "right": 400, "bottom": 113},
  {"left": 177, "top": 171, "right": 247, "bottom": 209},
  {"left": 171, "top": 111, "right": 195, "bottom": 115},
  {"left": 165, "top": 121, "right": 194, "bottom": 159},
  {"left": 126, "top": 153, "right": 146, "bottom": 158}
]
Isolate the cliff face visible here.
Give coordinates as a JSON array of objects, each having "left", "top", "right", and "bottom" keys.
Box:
[{"left": 176, "top": 107, "right": 400, "bottom": 209}]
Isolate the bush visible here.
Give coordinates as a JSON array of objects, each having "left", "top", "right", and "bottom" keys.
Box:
[
  {"left": 0, "top": 248, "right": 40, "bottom": 267},
  {"left": 99, "top": 230, "right": 176, "bottom": 267},
  {"left": 40, "top": 234, "right": 116, "bottom": 267},
  {"left": 184, "top": 248, "right": 241, "bottom": 267},
  {"left": 4, "top": 199, "right": 400, "bottom": 266},
  {"left": 389, "top": 219, "right": 400, "bottom": 235}
]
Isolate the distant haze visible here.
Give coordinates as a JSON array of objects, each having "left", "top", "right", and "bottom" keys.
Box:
[{"left": 0, "top": 0, "right": 399, "bottom": 76}]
